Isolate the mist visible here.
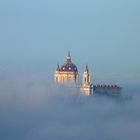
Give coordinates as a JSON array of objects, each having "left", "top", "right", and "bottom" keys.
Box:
[{"left": 0, "top": 74, "right": 140, "bottom": 140}]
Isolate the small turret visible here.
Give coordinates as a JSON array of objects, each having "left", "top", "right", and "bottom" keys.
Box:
[
  {"left": 66, "top": 51, "right": 71, "bottom": 63},
  {"left": 56, "top": 64, "right": 60, "bottom": 71}
]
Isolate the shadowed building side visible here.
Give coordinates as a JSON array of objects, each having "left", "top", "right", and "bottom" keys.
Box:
[{"left": 94, "top": 85, "right": 122, "bottom": 95}]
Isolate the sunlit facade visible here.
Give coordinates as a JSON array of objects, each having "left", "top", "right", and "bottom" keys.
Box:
[
  {"left": 55, "top": 52, "right": 79, "bottom": 84},
  {"left": 54, "top": 52, "right": 121, "bottom": 96},
  {"left": 54, "top": 52, "right": 93, "bottom": 95},
  {"left": 81, "top": 65, "right": 94, "bottom": 96}
]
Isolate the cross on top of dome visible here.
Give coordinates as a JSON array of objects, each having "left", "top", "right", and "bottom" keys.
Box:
[{"left": 56, "top": 52, "right": 78, "bottom": 72}]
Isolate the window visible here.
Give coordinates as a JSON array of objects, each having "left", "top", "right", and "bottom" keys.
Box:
[
  {"left": 56, "top": 77, "right": 58, "bottom": 82},
  {"left": 84, "top": 77, "right": 86, "bottom": 83}
]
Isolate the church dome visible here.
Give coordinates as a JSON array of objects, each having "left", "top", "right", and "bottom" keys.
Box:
[
  {"left": 60, "top": 52, "right": 78, "bottom": 72},
  {"left": 60, "top": 63, "right": 78, "bottom": 72}
]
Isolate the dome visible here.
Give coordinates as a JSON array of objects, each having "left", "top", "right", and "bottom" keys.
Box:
[
  {"left": 60, "top": 62, "right": 78, "bottom": 72},
  {"left": 60, "top": 52, "right": 78, "bottom": 72}
]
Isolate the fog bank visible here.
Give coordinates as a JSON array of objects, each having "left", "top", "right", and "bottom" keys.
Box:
[{"left": 0, "top": 75, "right": 140, "bottom": 140}]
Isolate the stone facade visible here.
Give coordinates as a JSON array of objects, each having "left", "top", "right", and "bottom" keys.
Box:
[
  {"left": 55, "top": 71, "right": 79, "bottom": 83},
  {"left": 54, "top": 52, "right": 121, "bottom": 96},
  {"left": 55, "top": 52, "right": 79, "bottom": 84},
  {"left": 81, "top": 65, "right": 94, "bottom": 96},
  {"left": 55, "top": 52, "right": 93, "bottom": 95}
]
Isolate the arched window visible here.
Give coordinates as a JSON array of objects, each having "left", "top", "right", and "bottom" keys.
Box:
[
  {"left": 56, "top": 77, "right": 58, "bottom": 82},
  {"left": 84, "top": 77, "right": 86, "bottom": 83}
]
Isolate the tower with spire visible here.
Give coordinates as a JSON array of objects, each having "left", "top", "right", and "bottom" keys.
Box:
[
  {"left": 81, "top": 65, "right": 94, "bottom": 95},
  {"left": 83, "top": 65, "right": 90, "bottom": 85}
]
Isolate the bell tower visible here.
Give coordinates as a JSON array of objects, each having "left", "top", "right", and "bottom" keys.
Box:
[
  {"left": 83, "top": 65, "right": 90, "bottom": 86},
  {"left": 81, "top": 65, "right": 93, "bottom": 95}
]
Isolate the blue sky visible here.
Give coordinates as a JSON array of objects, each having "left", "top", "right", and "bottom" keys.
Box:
[{"left": 0, "top": 0, "right": 140, "bottom": 86}]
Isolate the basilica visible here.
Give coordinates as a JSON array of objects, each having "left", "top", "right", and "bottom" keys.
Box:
[
  {"left": 54, "top": 52, "right": 122, "bottom": 96},
  {"left": 54, "top": 52, "right": 94, "bottom": 95}
]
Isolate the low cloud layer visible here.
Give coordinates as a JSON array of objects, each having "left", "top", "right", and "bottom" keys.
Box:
[{"left": 0, "top": 74, "right": 140, "bottom": 140}]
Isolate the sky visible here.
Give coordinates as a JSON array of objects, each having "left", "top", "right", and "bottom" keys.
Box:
[
  {"left": 0, "top": 0, "right": 140, "bottom": 140},
  {"left": 0, "top": 0, "right": 140, "bottom": 87}
]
